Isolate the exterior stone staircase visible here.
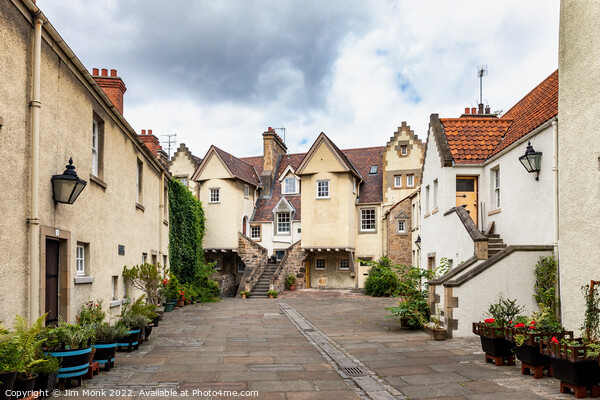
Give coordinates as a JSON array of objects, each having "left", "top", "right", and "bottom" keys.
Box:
[
  {"left": 252, "top": 262, "right": 279, "bottom": 298},
  {"left": 485, "top": 233, "right": 507, "bottom": 257}
]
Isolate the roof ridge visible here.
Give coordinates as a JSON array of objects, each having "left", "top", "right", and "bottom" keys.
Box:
[{"left": 501, "top": 69, "right": 558, "bottom": 119}]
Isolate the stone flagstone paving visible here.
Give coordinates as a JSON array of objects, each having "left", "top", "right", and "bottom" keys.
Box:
[{"left": 58, "top": 292, "right": 576, "bottom": 399}]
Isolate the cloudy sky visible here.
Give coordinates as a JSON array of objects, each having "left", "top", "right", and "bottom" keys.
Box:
[{"left": 39, "top": 1, "right": 559, "bottom": 159}]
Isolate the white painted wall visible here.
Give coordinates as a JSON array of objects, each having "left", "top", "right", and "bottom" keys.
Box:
[
  {"left": 451, "top": 250, "right": 553, "bottom": 337},
  {"left": 257, "top": 221, "right": 301, "bottom": 257}
]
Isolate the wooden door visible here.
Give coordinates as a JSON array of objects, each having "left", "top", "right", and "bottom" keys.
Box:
[
  {"left": 242, "top": 216, "right": 248, "bottom": 235},
  {"left": 45, "top": 239, "right": 60, "bottom": 325},
  {"left": 456, "top": 176, "right": 478, "bottom": 224}
]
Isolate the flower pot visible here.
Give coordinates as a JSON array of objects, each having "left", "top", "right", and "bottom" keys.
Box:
[
  {"left": 151, "top": 316, "right": 159, "bottom": 327},
  {"left": 400, "top": 317, "right": 418, "bottom": 330},
  {"left": 144, "top": 325, "right": 153, "bottom": 341},
  {"left": 34, "top": 372, "right": 57, "bottom": 395},
  {"left": 269, "top": 294, "right": 274, "bottom": 299},
  {"left": 184, "top": 299, "right": 191, "bottom": 305},
  {"left": 432, "top": 328, "right": 446, "bottom": 341},
  {"left": 117, "top": 330, "right": 140, "bottom": 352},
  {"left": 176, "top": 298, "right": 184, "bottom": 307},
  {"left": 49, "top": 346, "right": 92, "bottom": 381},
  {"left": 0, "top": 371, "right": 17, "bottom": 400},
  {"left": 163, "top": 302, "right": 175, "bottom": 312},
  {"left": 480, "top": 335, "right": 514, "bottom": 358},
  {"left": 93, "top": 342, "right": 117, "bottom": 371},
  {"left": 241, "top": 294, "right": 247, "bottom": 299},
  {"left": 550, "top": 357, "right": 600, "bottom": 387},
  {"left": 12, "top": 373, "right": 37, "bottom": 399},
  {"left": 289, "top": 284, "right": 296, "bottom": 291}
]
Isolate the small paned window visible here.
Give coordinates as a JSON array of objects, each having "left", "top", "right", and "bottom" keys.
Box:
[
  {"left": 210, "top": 188, "right": 220, "bottom": 203},
  {"left": 283, "top": 177, "right": 297, "bottom": 194},
  {"left": 315, "top": 258, "right": 325, "bottom": 270},
  {"left": 369, "top": 166, "right": 378, "bottom": 175},
  {"left": 394, "top": 176, "right": 402, "bottom": 188},
  {"left": 398, "top": 220, "right": 406, "bottom": 233},
  {"left": 244, "top": 184, "right": 249, "bottom": 198},
  {"left": 339, "top": 258, "right": 350, "bottom": 271},
  {"left": 317, "top": 180, "right": 329, "bottom": 198},
  {"left": 277, "top": 213, "right": 290, "bottom": 234},
  {"left": 401, "top": 145, "right": 408, "bottom": 155},
  {"left": 76, "top": 245, "right": 85, "bottom": 275},
  {"left": 251, "top": 225, "right": 261, "bottom": 240},
  {"left": 361, "top": 208, "right": 376, "bottom": 232},
  {"left": 407, "top": 175, "right": 414, "bottom": 187}
]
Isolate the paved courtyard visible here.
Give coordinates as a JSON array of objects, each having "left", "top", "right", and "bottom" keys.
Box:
[{"left": 60, "top": 292, "right": 574, "bottom": 399}]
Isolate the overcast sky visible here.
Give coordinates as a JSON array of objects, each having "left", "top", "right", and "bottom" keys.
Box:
[{"left": 39, "top": 1, "right": 559, "bottom": 159}]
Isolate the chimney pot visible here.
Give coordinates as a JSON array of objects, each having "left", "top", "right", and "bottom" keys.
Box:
[
  {"left": 141, "top": 129, "right": 146, "bottom": 135},
  {"left": 471, "top": 107, "right": 477, "bottom": 114},
  {"left": 465, "top": 107, "right": 470, "bottom": 115},
  {"left": 110, "top": 69, "right": 117, "bottom": 77},
  {"left": 485, "top": 105, "right": 491, "bottom": 114},
  {"left": 101, "top": 68, "right": 108, "bottom": 76},
  {"left": 148, "top": 129, "right": 153, "bottom": 136},
  {"left": 478, "top": 103, "right": 484, "bottom": 114},
  {"left": 268, "top": 127, "right": 274, "bottom": 132},
  {"left": 92, "top": 68, "right": 99, "bottom": 76}
]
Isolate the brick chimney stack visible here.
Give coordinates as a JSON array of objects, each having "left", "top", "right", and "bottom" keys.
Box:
[
  {"left": 138, "top": 129, "right": 163, "bottom": 158},
  {"left": 261, "top": 127, "right": 287, "bottom": 196},
  {"left": 92, "top": 68, "right": 127, "bottom": 115}
]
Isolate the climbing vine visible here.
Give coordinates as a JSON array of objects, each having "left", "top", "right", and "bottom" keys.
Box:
[
  {"left": 533, "top": 253, "right": 559, "bottom": 316},
  {"left": 168, "top": 179, "right": 207, "bottom": 283}
]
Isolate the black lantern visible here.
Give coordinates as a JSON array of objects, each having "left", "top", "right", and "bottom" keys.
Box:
[
  {"left": 414, "top": 235, "right": 421, "bottom": 250},
  {"left": 51, "top": 158, "right": 87, "bottom": 204},
  {"left": 519, "top": 141, "right": 542, "bottom": 180}
]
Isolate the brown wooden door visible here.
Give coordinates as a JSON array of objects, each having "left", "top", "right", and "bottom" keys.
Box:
[
  {"left": 45, "top": 239, "right": 60, "bottom": 325},
  {"left": 242, "top": 217, "right": 248, "bottom": 235},
  {"left": 456, "top": 177, "right": 478, "bottom": 224}
]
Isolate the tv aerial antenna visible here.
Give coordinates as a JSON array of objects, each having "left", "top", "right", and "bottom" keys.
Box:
[
  {"left": 477, "top": 64, "right": 488, "bottom": 106},
  {"left": 273, "top": 126, "right": 286, "bottom": 144},
  {"left": 161, "top": 133, "right": 177, "bottom": 158}
]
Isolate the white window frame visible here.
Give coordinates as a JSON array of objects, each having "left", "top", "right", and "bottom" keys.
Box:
[
  {"left": 394, "top": 175, "right": 402, "bottom": 188},
  {"left": 76, "top": 244, "right": 85, "bottom": 276},
  {"left": 136, "top": 160, "right": 143, "bottom": 204},
  {"left": 407, "top": 174, "right": 414, "bottom": 188},
  {"left": 92, "top": 120, "right": 99, "bottom": 176},
  {"left": 142, "top": 253, "right": 147, "bottom": 264},
  {"left": 315, "top": 258, "right": 326, "bottom": 270},
  {"left": 282, "top": 177, "right": 297, "bottom": 195},
  {"left": 494, "top": 168, "right": 500, "bottom": 208},
  {"left": 433, "top": 179, "right": 438, "bottom": 209},
  {"left": 339, "top": 258, "right": 350, "bottom": 271},
  {"left": 251, "top": 225, "right": 261, "bottom": 241},
  {"left": 317, "top": 180, "right": 330, "bottom": 199},
  {"left": 244, "top": 184, "right": 249, "bottom": 198},
  {"left": 401, "top": 145, "right": 408, "bottom": 155},
  {"left": 209, "top": 188, "right": 220, "bottom": 203},
  {"left": 112, "top": 276, "right": 118, "bottom": 300},
  {"left": 425, "top": 185, "right": 430, "bottom": 213},
  {"left": 397, "top": 220, "right": 406, "bottom": 233},
  {"left": 353, "top": 178, "right": 356, "bottom": 194},
  {"left": 179, "top": 176, "right": 188, "bottom": 187},
  {"left": 276, "top": 212, "right": 291, "bottom": 235},
  {"left": 360, "top": 208, "right": 376, "bottom": 232}
]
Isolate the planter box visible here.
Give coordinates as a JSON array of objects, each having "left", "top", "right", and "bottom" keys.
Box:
[
  {"left": 49, "top": 347, "right": 92, "bottom": 380},
  {"left": 12, "top": 373, "right": 37, "bottom": 399},
  {"left": 541, "top": 337, "right": 600, "bottom": 388},
  {"left": 93, "top": 342, "right": 117, "bottom": 371},
  {"left": 480, "top": 335, "right": 514, "bottom": 358},
  {"left": 506, "top": 329, "right": 572, "bottom": 367},
  {"left": 0, "top": 371, "right": 16, "bottom": 400},
  {"left": 117, "top": 329, "right": 140, "bottom": 352},
  {"left": 163, "top": 302, "right": 175, "bottom": 312},
  {"left": 516, "top": 344, "right": 551, "bottom": 366}
]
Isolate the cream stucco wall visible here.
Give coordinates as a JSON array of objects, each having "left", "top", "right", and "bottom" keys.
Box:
[
  {"left": 558, "top": 0, "right": 600, "bottom": 333},
  {"left": 355, "top": 205, "right": 383, "bottom": 260},
  {"left": 0, "top": 0, "right": 169, "bottom": 325},
  {"left": 169, "top": 146, "right": 199, "bottom": 197},
  {"left": 308, "top": 254, "right": 355, "bottom": 289}
]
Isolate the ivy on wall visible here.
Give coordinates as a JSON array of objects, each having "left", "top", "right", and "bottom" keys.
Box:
[
  {"left": 534, "top": 253, "right": 559, "bottom": 317},
  {"left": 168, "top": 179, "right": 206, "bottom": 283}
]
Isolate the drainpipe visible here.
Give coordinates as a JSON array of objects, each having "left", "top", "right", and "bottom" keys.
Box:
[
  {"left": 28, "top": 15, "right": 43, "bottom": 322},
  {"left": 159, "top": 172, "right": 164, "bottom": 264},
  {"left": 552, "top": 120, "right": 561, "bottom": 322}
]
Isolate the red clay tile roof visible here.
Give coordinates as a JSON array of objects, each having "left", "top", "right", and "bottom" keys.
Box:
[
  {"left": 211, "top": 146, "right": 261, "bottom": 186},
  {"left": 239, "top": 155, "right": 264, "bottom": 177},
  {"left": 490, "top": 69, "right": 558, "bottom": 157},
  {"left": 252, "top": 153, "right": 305, "bottom": 222},
  {"left": 342, "top": 147, "right": 384, "bottom": 203},
  {"left": 440, "top": 70, "right": 558, "bottom": 165},
  {"left": 440, "top": 118, "right": 512, "bottom": 164}
]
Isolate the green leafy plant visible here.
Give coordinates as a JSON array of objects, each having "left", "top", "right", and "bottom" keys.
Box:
[
  {"left": 93, "top": 323, "right": 129, "bottom": 343},
  {"left": 387, "top": 296, "right": 429, "bottom": 327},
  {"left": 31, "top": 355, "right": 60, "bottom": 375},
  {"left": 42, "top": 321, "right": 95, "bottom": 350},
  {"left": 240, "top": 291, "right": 250, "bottom": 297},
  {"left": 119, "top": 314, "right": 150, "bottom": 330},
  {"left": 77, "top": 300, "right": 106, "bottom": 325},
  {"left": 267, "top": 290, "right": 278, "bottom": 298},
  {"left": 286, "top": 275, "right": 297, "bottom": 286},
  {"left": 582, "top": 283, "right": 600, "bottom": 343},
  {"left": 486, "top": 296, "right": 524, "bottom": 327},
  {"left": 8, "top": 314, "right": 49, "bottom": 377},
  {"left": 363, "top": 258, "right": 399, "bottom": 297},
  {"left": 123, "top": 263, "right": 169, "bottom": 305},
  {"left": 435, "top": 257, "right": 452, "bottom": 278},
  {"left": 534, "top": 254, "right": 559, "bottom": 317}
]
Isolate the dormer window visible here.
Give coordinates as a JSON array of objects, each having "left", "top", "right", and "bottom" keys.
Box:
[
  {"left": 282, "top": 177, "right": 298, "bottom": 194},
  {"left": 369, "top": 166, "right": 378, "bottom": 175}
]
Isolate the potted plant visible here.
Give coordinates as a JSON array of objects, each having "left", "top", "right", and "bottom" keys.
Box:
[
  {"left": 76, "top": 300, "right": 106, "bottom": 325},
  {"left": 117, "top": 314, "right": 150, "bottom": 351},
  {"left": 386, "top": 263, "right": 433, "bottom": 330},
  {"left": 267, "top": 290, "right": 278, "bottom": 299},
  {"left": 91, "top": 323, "right": 127, "bottom": 371},
  {"left": 32, "top": 355, "right": 60, "bottom": 395},
  {"left": 240, "top": 291, "right": 250, "bottom": 299},
  {"left": 541, "top": 282, "right": 600, "bottom": 397},
  {"left": 122, "top": 262, "right": 169, "bottom": 306},
  {"left": 286, "top": 275, "right": 297, "bottom": 291},
  {"left": 426, "top": 309, "right": 447, "bottom": 341},
  {"left": 0, "top": 335, "right": 19, "bottom": 400},
  {"left": 473, "top": 296, "right": 523, "bottom": 366},
  {"left": 176, "top": 289, "right": 186, "bottom": 308}
]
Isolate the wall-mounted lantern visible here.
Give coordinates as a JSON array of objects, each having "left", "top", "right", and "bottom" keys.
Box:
[
  {"left": 415, "top": 235, "right": 421, "bottom": 250},
  {"left": 519, "top": 142, "right": 542, "bottom": 181},
  {"left": 51, "top": 158, "right": 87, "bottom": 204}
]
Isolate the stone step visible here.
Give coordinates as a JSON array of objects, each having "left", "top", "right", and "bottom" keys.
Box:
[
  {"left": 489, "top": 243, "right": 507, "bottom": 249},
  {"left": 485, "top": 234, "right": 500, "bottom": 239},
  {"left": 487, "top": 238, "right": 504, "bottom": 244}
]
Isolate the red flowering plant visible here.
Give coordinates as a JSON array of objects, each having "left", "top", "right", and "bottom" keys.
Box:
[
  {"left": 507, "top": 306, "right": 566, "bottom": 346},
  {"left": 77, "top": 299, "right": 106, "bottom": 325},
  {"left": 473, "top": 296, "right": 524, "bottom": 337}
]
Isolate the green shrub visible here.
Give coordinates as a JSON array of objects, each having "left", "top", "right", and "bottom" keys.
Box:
[
  {"left": 363, "top": 258, "right": 399, "bottom": 297},
  {"left": 77, "top": 300, "right": 105, "bottom": 325}
]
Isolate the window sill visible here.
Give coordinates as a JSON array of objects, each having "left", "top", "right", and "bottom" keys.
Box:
[
  {"left": 316, "top": 197, "right": 330, "bottom": 200},
  {"left": 396, "top": 232, "right": 408, "bottom": 236},
  {"left": 488, "top": 208, "right": 501, "bottom": 216},
  {"left": 109, "top": 300, "right": 122, "bottom": 308},
  {"left": 431, "top": 208, "right": 439, "bottom": 215},
  {"left": 89, "top": 174, "right": 107, "bottom": 190},
  {"left": 74, "top": 275, "right": 94, "bottom": 284},
  {"left": 424, "top": 212, "right": 431, "bottom": 218},
  {"left": 358, "top": 230, "right": 377, "bottom": 235},
  {"left": 209, "top": 202, "right": 220, "bottom": 204},
  {"left": 393, "top": 187, "right": 402, "bottom": 190},
  {"left": 136, "top": 203, "right": 145, "bottom": 212}
]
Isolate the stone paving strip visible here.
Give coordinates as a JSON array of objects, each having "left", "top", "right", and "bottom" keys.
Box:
[{"left": 279, "top": 302, "right": 404, "bottom": 400}]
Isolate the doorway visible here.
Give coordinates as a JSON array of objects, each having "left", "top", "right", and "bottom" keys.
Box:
[
  {"left": 45, "top": 239, "right": 60, "bottom": 325},
  {"left": 456, "top": 176, "right": 478, "bottom": 224},
  {"left": 242, "top": 216, "right": 248, "bottom": 235}
]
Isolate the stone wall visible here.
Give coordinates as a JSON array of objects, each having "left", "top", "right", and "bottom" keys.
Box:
[
  {"left": 272, "top": 241, "right": 306, "bottom": 292},
  {"left": 236, "top": 233, "right": 267, "bottom": 296},
  {"left": 386, "top": 196, "right": 413, "bottom": 266},
  {"left": 216, "top": 273, "right": 237, "bottom": 297}
]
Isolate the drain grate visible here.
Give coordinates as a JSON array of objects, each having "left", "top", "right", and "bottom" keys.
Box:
[
  {"left": 342, "top": 366, "right": 366, "bottom": 376},
  {"left": 303, "top": 328, "right": 315, "bottom": 332}
]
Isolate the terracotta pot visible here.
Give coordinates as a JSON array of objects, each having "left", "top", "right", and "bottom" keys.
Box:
[
  {"left": 289, "top": 284, "right": 297, "bottom": 291},
  {"left": 241, "top": 294, "right": 247, "bottom": 299},
  {"left": 176, "top": 298, "right": 184, "bottom": 307},
  {"left": 269, "top": 294, "right": 274, "bottom": 299}
]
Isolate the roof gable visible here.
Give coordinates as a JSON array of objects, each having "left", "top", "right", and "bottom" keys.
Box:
[
  {"left": 441, "top": 118, "right": 512, "bottom": 164},
  {"left": 296, "top": 133, "right": 361, "bottom": 178},
  {"left": 192, "top": 146, "right": 261, "bottom": 186}
]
